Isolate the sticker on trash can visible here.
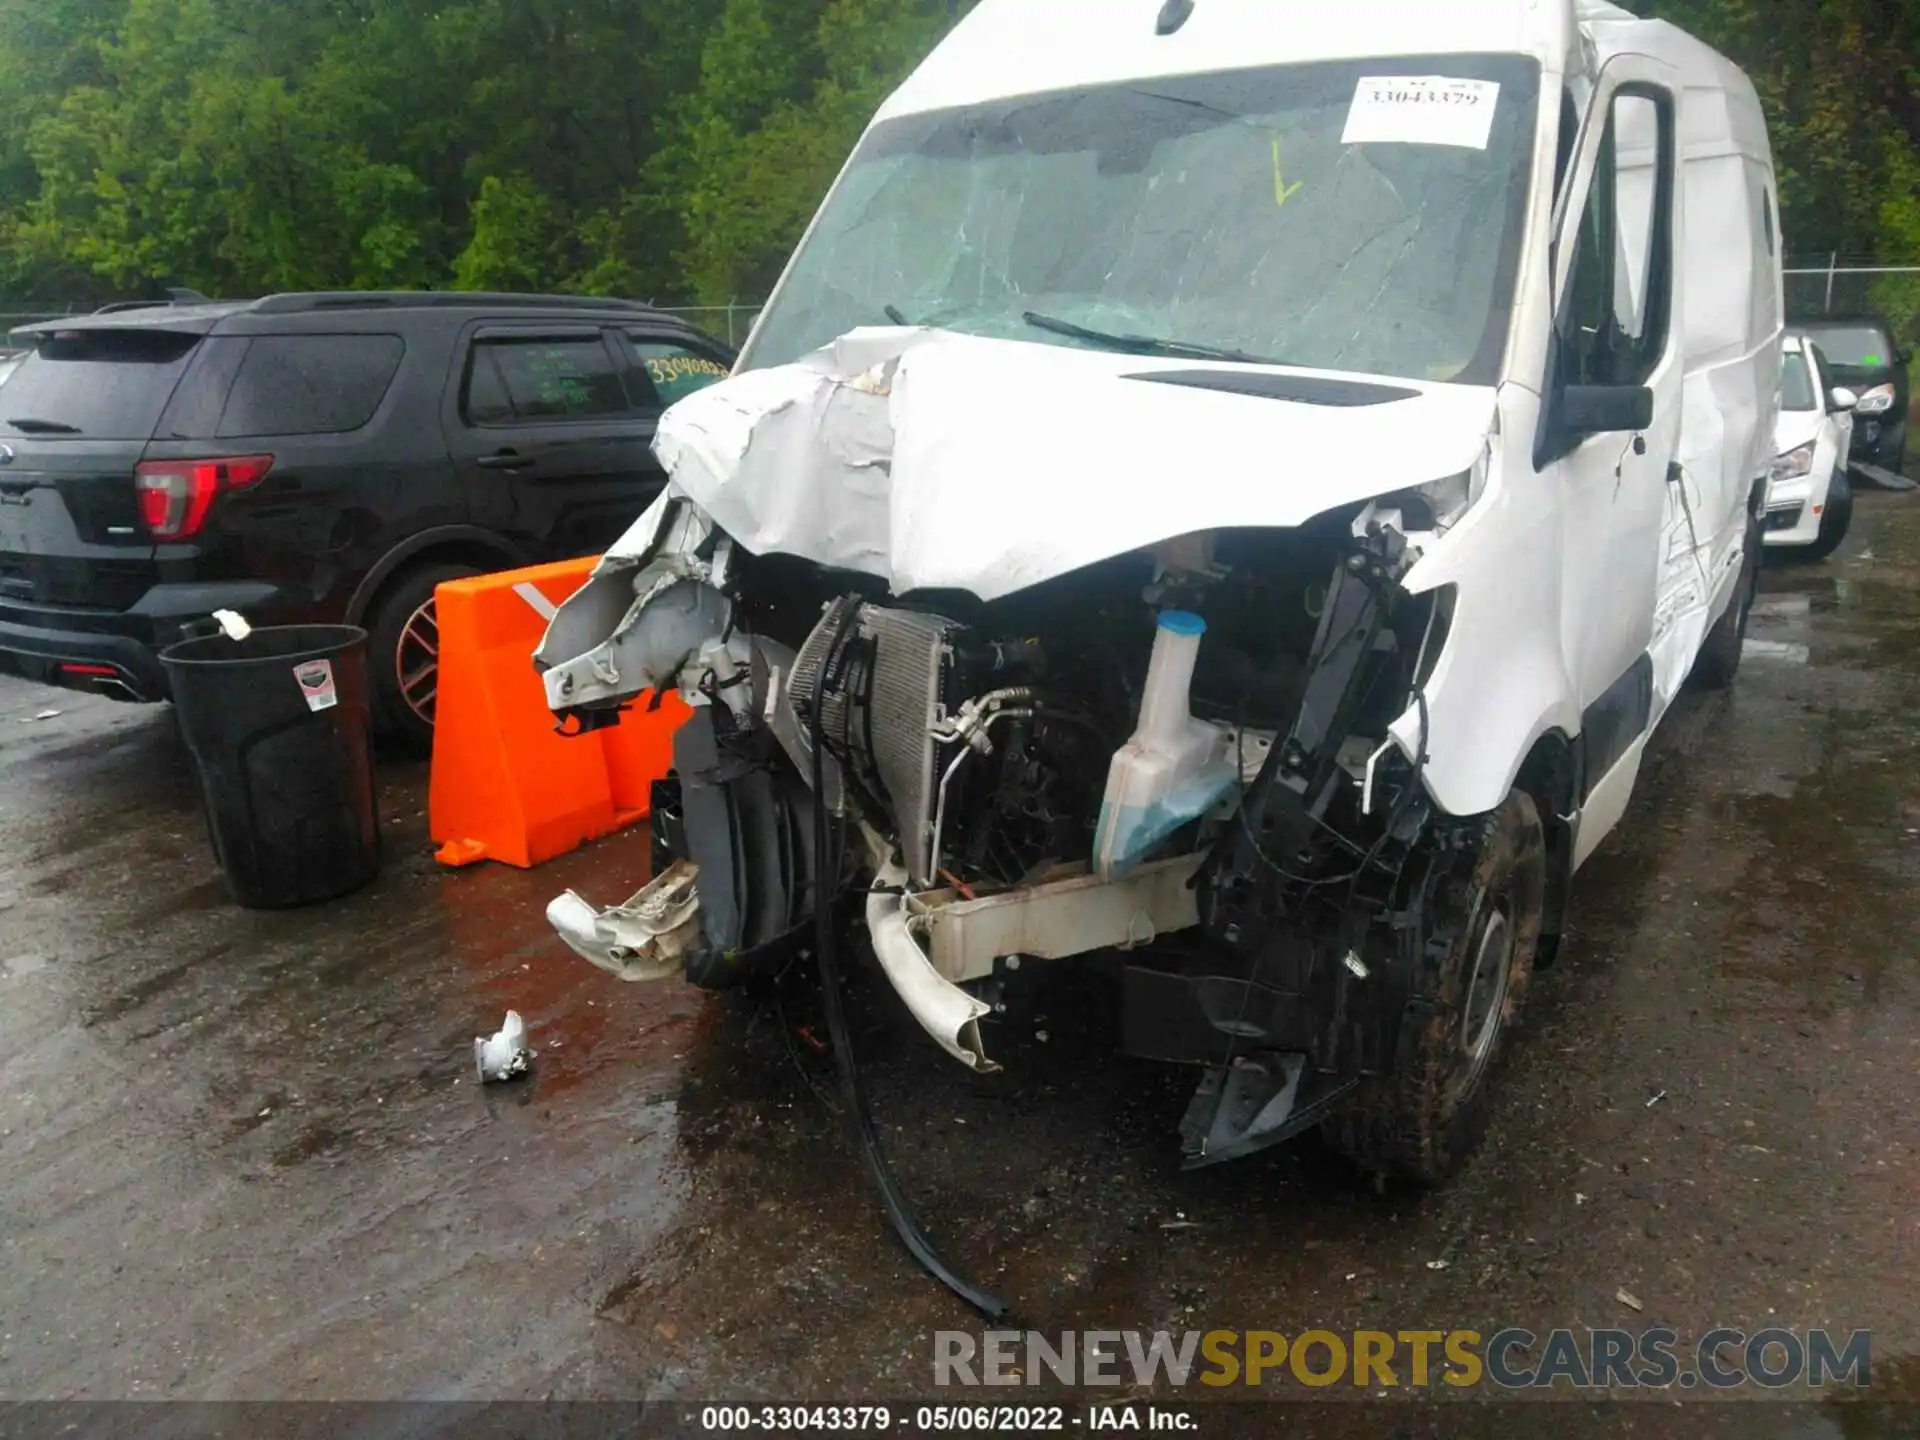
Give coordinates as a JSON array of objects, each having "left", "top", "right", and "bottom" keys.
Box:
[{"left": 295, "top": 659, "right": 339, "bottom": 713}]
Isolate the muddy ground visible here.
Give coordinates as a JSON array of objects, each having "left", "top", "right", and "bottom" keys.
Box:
[{"left": 3, "top": 498, "right": 1919, "bottom": 1435}]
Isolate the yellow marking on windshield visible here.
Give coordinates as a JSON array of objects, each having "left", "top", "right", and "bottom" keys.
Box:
[{"left": 1271, "top": 138, "right": 1304, "bottom": 208}]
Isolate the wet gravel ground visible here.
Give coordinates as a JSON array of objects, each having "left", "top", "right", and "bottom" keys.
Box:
[{"left": 3, "top": 498, "right": 1920, "bottom": 1434}]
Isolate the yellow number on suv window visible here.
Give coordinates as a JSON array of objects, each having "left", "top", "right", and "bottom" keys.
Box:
[{"left": 631, "top": 339, "right": 730, "bottom": 407}]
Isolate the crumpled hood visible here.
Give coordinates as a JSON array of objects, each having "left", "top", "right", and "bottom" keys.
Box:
[{"left": 648, "top": 327, "right": 1495, "bottom": 601}]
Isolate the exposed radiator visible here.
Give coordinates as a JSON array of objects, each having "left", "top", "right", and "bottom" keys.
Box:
[{"left": 787, "top": 598, "right": 963, "bottom": 885}]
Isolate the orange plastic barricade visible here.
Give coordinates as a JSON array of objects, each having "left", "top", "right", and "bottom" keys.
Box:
[{"left": 429, "top": 556, "right": 690, "bottom": 870}]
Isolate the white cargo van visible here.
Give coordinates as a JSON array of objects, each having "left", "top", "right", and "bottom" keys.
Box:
[{"left": 538, "top": 0, "right": 1781, "bottom": 1197}]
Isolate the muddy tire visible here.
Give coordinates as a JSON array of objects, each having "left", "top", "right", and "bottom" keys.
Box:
[
  {"left": 365, "top": 561, "right": 480, "bottom": 753},
  {"left": 1323, "top": 790, "right": 1546, "bottom": 1183},
  {"left": 1692, "top": 499, "right": 1760, "bottom": 690},
  {"left": 1803, "top": 467, "right": 1853, "bottom": 561}
]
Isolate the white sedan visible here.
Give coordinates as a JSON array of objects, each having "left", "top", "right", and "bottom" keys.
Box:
[{"left": 1765, "top": 333, "right": 1857, "bottom": 558}]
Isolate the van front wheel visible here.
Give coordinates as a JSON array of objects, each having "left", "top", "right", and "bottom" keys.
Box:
[
  {"left": 1692, "top": 501, "right": 1761, "bottom": 689},
  {"left": 1323, "top": 790, "right": 1546, "bottom": 1183}
]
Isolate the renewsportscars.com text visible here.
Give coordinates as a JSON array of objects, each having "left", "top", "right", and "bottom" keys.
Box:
[{"left": 934, "top": 1328, "right": 1872, "bottom": 1392}]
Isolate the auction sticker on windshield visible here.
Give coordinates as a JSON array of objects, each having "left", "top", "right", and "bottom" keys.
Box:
[{"left": 1343, "top": 76, "right": 1501, "bottom": 149}]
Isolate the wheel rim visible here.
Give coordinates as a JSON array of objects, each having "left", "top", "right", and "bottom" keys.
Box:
[
  {"left": 1453, "top": 900, "right": 1512, "bottom": 1102},
  {"left": 396, "top": 597, "right": 440, "bottom": 725}
]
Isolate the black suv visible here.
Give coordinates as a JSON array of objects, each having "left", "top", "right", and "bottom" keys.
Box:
[{"left": 0, "top": 291, "right": 733, "bottom": 745}]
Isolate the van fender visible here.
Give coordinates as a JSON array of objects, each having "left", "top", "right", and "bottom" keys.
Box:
[
  {"left": 1392, "top": 541, "right": 1581, "bottom": 820},
  {"left": 1393, "top": 682, "right": 1580, "bottom": 824}
]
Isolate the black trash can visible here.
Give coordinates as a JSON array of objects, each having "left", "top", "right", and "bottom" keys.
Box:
[{"left": 160, "top": 624, "right": 381, "bottom": 909}]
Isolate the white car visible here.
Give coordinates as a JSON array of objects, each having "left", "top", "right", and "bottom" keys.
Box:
[
  {"left": 536, "top": 0, "right": 1782, "bottom": 1264},
  {"left": 1765, "top": 333, "right": 1857, "bottom": 558}
]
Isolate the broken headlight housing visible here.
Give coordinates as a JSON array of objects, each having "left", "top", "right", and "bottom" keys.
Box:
[
  {"left": 1768, "top": 443, "right": 1815, "bottom": 484},
  {"left": 1412, "top": 453, "right": 1490, "bottom": 531}
]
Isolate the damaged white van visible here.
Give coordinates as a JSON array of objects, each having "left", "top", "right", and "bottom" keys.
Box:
[{"left": 539, "top": 0, "right": 1781, "bottom": 1187}]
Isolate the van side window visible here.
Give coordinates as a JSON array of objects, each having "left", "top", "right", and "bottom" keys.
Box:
[
  {"left": 1561, "top": 123, "right": 1617, "bottom": 386},
  {"left": 1553, "top": 91, "right": 1581, "bottom": 197},
  {"left": 1559, "top": 89, "right": 1673, "bottom": 389},
  {"left": 1609, "top": 95, "right": 1664, "bottom": 357}
]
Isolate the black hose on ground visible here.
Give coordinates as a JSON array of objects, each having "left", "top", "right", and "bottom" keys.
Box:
[{"left": 807, "top": 605, "right": 1010, "bottom": 1321}]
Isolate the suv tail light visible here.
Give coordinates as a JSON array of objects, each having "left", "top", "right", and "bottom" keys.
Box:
[{"left": 135, "top": 455, "right": 274, "bottom": 540}]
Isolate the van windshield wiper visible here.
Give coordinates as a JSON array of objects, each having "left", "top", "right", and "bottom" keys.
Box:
[
  {"left": 1021, "top": 311, "right": 1279, "bottom": 366},
  {"left": 6, "top": 417, "right": 81, "bottom": 434}
]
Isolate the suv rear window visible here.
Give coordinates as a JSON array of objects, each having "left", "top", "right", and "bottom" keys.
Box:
[
  {"left": 215, "top": 334, "right": 405, "bottom": 437},
  {"left": 465, "top": 336, "right": 630, "bottom": 424},
  {"left": 0, "top": 329, "right": 200, "bottom": 440}
]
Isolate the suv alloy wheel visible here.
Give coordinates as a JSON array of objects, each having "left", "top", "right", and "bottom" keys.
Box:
[{"left": 366, "top": 562, "right": 480, "bottom": 751}]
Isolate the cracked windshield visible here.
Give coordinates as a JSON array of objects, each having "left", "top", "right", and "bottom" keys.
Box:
[{"left": 746, "top": 55, "right": 1539, "bottom": 385}]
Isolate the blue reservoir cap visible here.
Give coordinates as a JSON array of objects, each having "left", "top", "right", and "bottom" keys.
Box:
[{"left": 1157, "top": 609, "right": 1207, "bottom": 637}]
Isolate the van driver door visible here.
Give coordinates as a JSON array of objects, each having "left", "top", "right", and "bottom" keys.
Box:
[{"left": 1540, "top": 56, "right": 1683, "bottom": 863}]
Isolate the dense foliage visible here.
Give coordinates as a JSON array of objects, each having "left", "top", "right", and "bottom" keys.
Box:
[
  {"left": 0, "top": 0, "right": 1912, "bottom": 324},
  {"left": 0, "top": 0, "right": 953, "bottom": 307},
  {"left": 1649, "top": 0, "right": 1920, "bottom": 326}
]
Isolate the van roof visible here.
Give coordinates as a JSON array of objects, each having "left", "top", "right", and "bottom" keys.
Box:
[
  {"left": 1578, "top": 0, "right": 1746, "bottom": 86},
  {"left": 881, "top": 0, "right": 1764, "bottom": 135},
  {"left": 880, "top": 0, "right": 1579, "bottom": 120}
]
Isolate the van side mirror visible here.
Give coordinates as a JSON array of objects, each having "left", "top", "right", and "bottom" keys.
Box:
[
  {"left": 1898, "top": 346, "right": 1914, "bottom": 368},
  {"left": 1561, "top": 384, "right": 1654, "bottom": 435},
  {"left": 1830, "top": 386, "right": 1859, "bottom": 413}
]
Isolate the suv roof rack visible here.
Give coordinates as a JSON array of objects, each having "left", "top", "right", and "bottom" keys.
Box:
[{"left": 247, "top": 291, "right": 659, "bottom": 316}]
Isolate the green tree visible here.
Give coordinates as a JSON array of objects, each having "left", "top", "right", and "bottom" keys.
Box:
[
  {"left": 665, "top": 0, "right": 950, "bottom": 303},
  {"left": 0, "top": 0, "right": 1910, "bottom": 324}
]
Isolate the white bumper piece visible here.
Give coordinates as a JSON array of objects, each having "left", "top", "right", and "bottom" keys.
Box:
[
  {"left": 867, "top": 861, "right": 998, "bottom": 1074},
  {"left": 865, "top": 850, "right": 1206, "bottom": 1073},
  {"left": 547, "top": 860, "right": 703, "bottom": 982}
]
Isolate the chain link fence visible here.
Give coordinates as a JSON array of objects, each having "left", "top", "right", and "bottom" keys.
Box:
[
  {"left": 1784, "top": 262, "right": 1920, "bottom": 340},
  {"left": 652, "top": 303, "right": 762, "bottom": 348},
  {"left": 0, "top": 306, "right": 87, "bottom": 338}
]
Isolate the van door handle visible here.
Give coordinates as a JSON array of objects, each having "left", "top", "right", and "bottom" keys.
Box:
[{"left": 476, "top": 449, "right": 533, "bottom": 471}]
